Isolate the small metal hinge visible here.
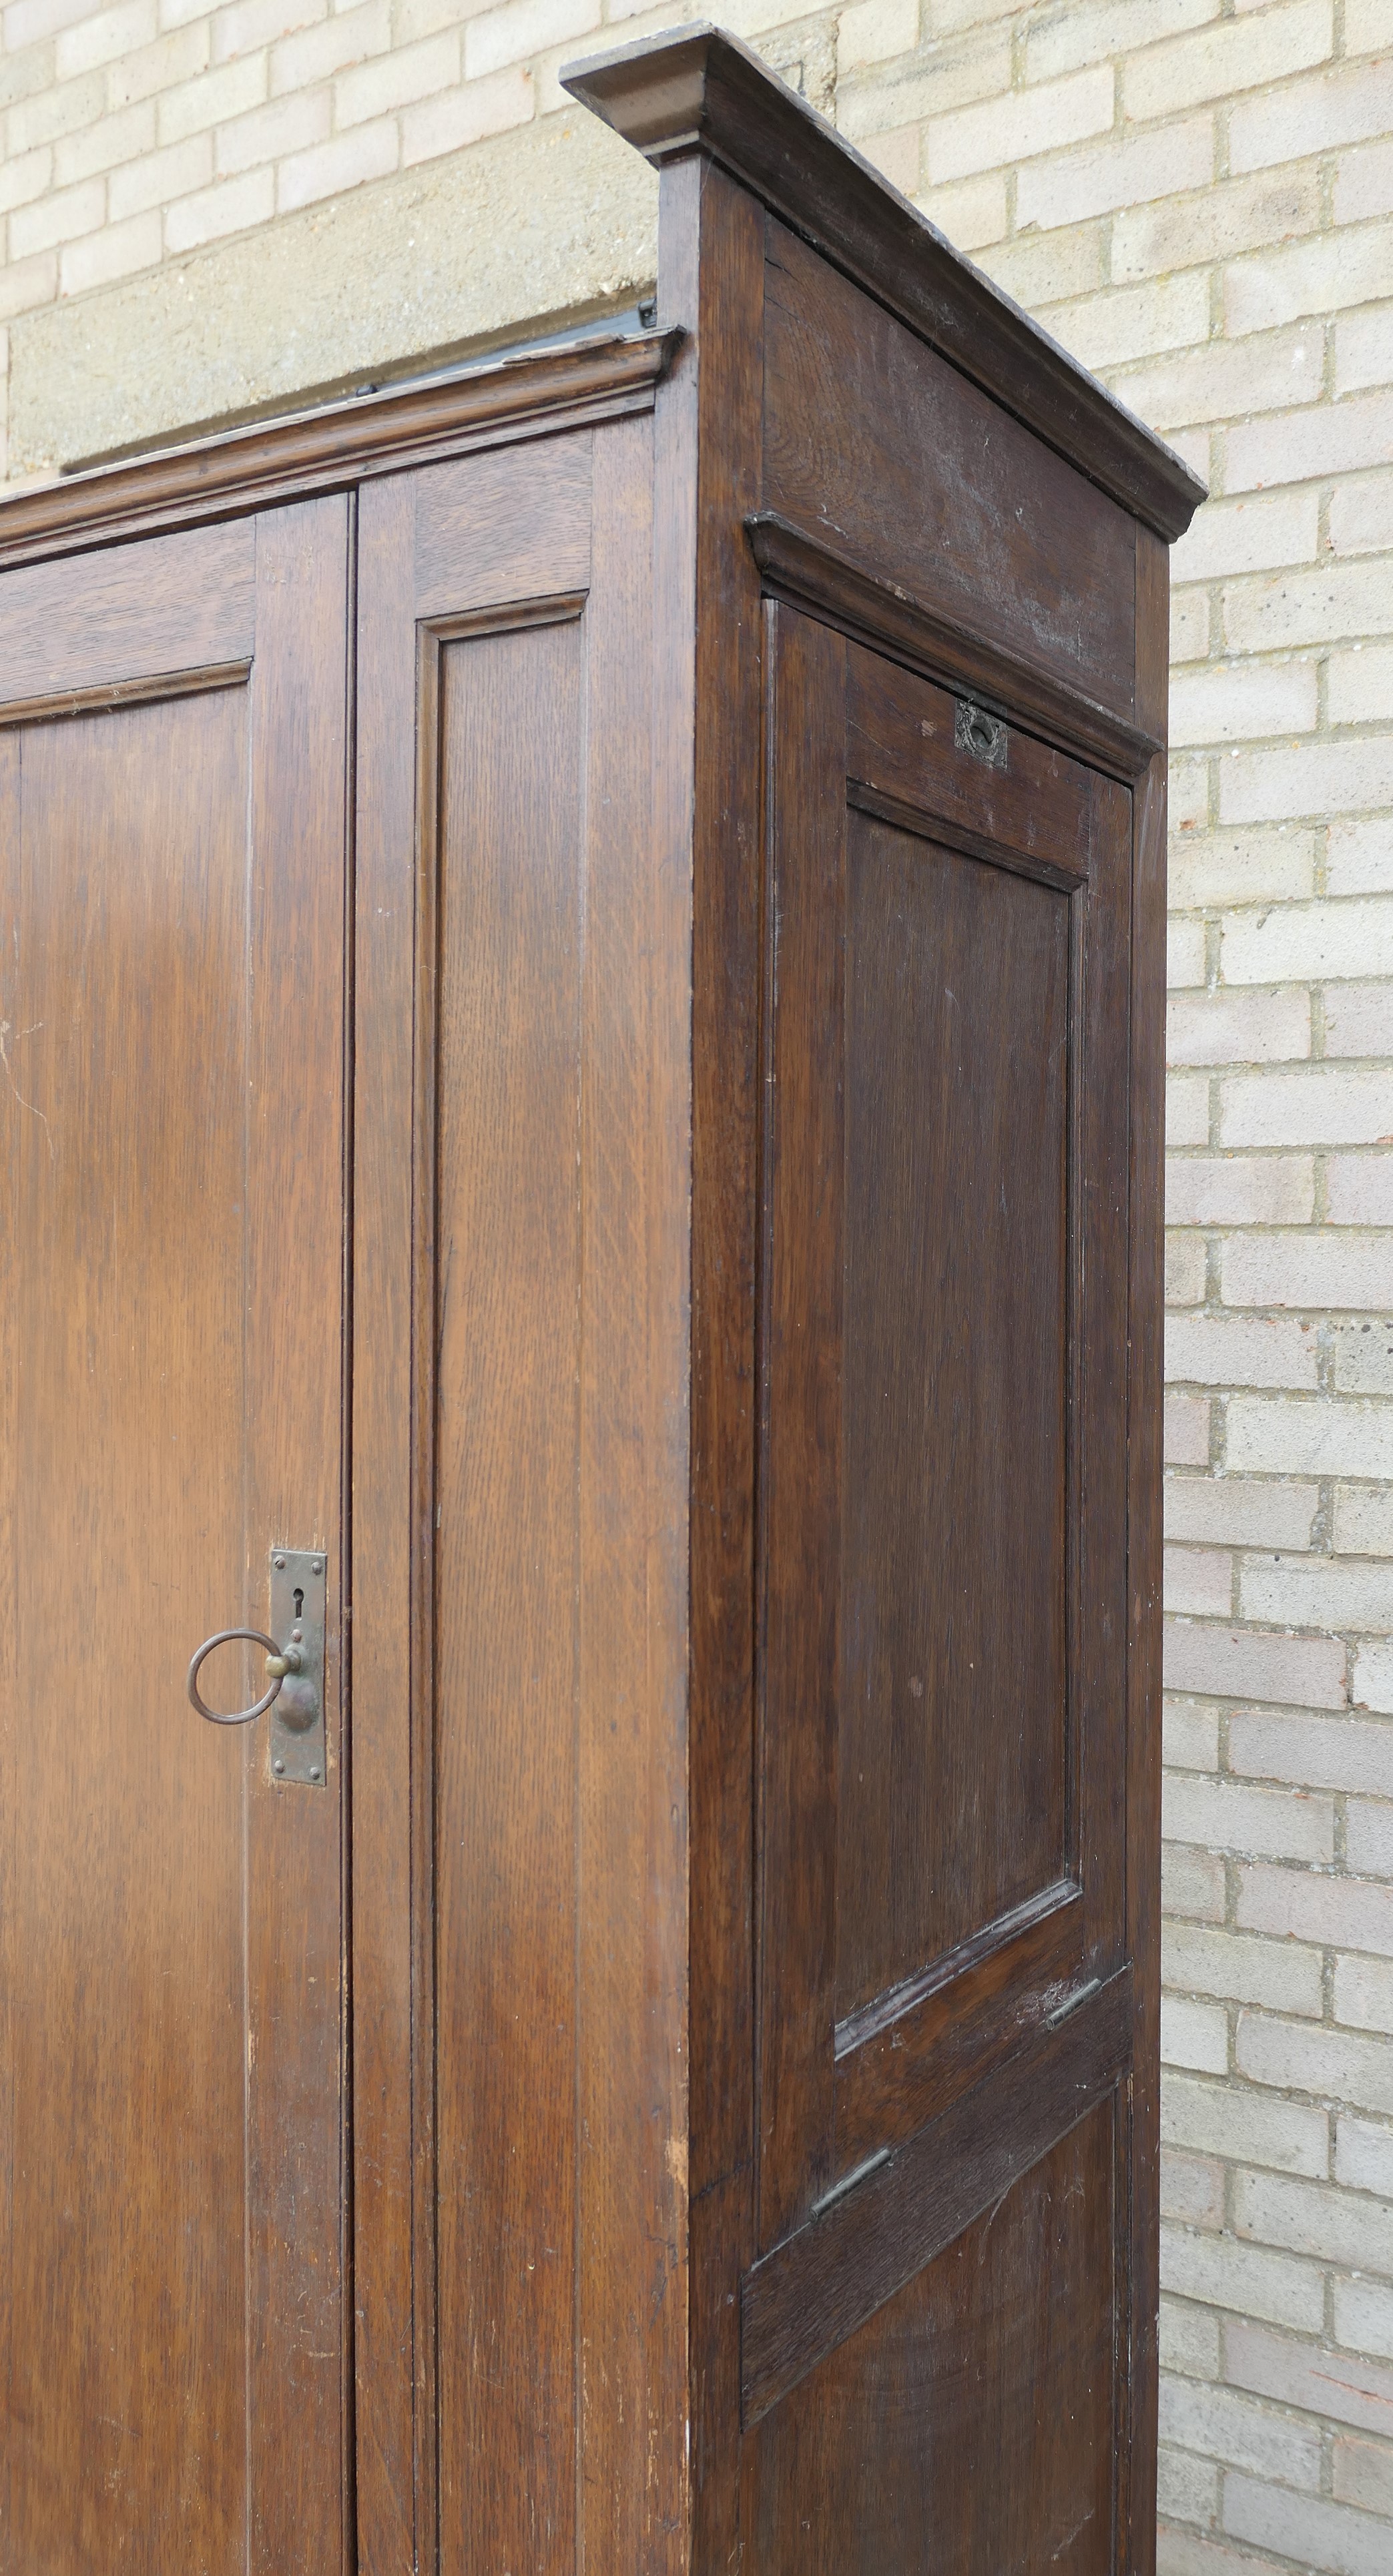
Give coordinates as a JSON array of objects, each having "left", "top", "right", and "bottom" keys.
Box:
[
  {"left": 810, "top": 2147, "right": 892, "bottom": 2220},
  {"left": 955, "top": 697, "right": 1009, "bottom": 769},
  {"left": 1045, "top": 1975, "right": 1102, "bottom": 2030}
]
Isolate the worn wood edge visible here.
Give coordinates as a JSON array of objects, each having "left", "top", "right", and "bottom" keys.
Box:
[
  {"left": 0, "top": 332, "right": 680, "bottom": 571},
  {"left": 848, "top": 779, "right": 1089, "bottom": 893},
  {"left": 833, "top": 1897, "right": 1087, "bottom": 2170},
  {"left": 1123, "top": 523, "right": 1171, "bottom": 2576},
  {"left": 0, "top": 657, "right": 250, "bottom": 727},
  {"left": 749, "top": 511, "right": 1160, "bottom": 783},
  {"left": 739, "top": 1964, "right": 1132, "bottom": 2427},
  {"left": 422, "top": 589, "right": 589, "bottom": 645},
  {"left": 562, "top": 27, "right": 1205, "bottom": 543},
  {"left": 834, "top": 1877, "right": 1081, "bottom": 2060},
  {"left": 409, "top": 615, "right": 444, "bottom": 2567}
]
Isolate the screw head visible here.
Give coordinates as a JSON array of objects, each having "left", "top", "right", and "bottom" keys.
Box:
[
  {"left": 272, "top": 1758, "right": 285, "bottom": 1775},
  {"left": 310, "top": 1765, "right": 321, "bottom": 1782},
  {"left": 311, "top": 1559, "right": 322, "bottom": 1576},
  {"left": 292, "top": 1627, "right": 303, "bottom": 1643},
  {"left": 274, "top": 1554, "right": 286, "bottom": 1570}
]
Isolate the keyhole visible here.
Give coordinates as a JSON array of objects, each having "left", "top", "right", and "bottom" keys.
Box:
[{"left": 293, "top": 1587, "right": 304, "bottom": 1618}]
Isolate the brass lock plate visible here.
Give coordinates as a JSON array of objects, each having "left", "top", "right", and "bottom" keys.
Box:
[{"left": 268, "top": 1547, "right": 327, "bottom": 1789}]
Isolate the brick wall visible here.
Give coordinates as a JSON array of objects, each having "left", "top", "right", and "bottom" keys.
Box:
[{"left": 3, "top": 1, "right": 1392, "bottom": 2567}]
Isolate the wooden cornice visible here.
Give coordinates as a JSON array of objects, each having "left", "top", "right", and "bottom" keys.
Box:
[
  {"left": 563, "top": 25, "right": 1205, "bottom": 546},
  {"left": 746, "top": 510, "right": 1161, "bottom": 781},
  {"left": 0, "top": 328, "right": 681, "bottom": 570}
]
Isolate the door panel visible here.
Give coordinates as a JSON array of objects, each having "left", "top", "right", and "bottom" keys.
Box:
[
  {"left": 838, "top": 807, "right": 1070, "bottom": 2015},
  {"left": 748, "top": 2102, "right": 1117, "bottom": 2576},
  {"left": 351, "top": 420, "right": 687, "bottom": 2576},
  {"left": 749, "top": 603, "right": 1134, "bottom": 2567},
  {"left": 0, "top": 505, "right": 349, "bottom": 2574}
]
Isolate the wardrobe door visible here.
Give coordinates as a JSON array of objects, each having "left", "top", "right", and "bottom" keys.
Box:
[
  {"left": 0, "top": 503, "right": 351, "bottom": 2573},
  {"left": 352, "top": 422, "right": 686, "bottom": 2576},
  {"left": 744, "top": 607, "right": 1135, "bottom": 2575}
]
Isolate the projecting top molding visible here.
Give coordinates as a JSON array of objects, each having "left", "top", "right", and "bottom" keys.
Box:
[{"left": 562, "top": 21, "right": 1206, "bottom": 545}]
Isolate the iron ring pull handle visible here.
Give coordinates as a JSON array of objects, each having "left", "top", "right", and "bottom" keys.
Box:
[{"left": 187, "top": 1626, "right": 302, "bottom": 1726}]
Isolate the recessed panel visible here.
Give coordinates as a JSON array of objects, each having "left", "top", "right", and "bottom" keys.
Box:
[
  {"left": 836, "top": 812, "right": 1071, "bottom": 2019},
  {"left": 747, "top": 2100, "right": 1116, "bottom": 2576},
  {"left": 0, "top": 693, "right": 252, "bottom": 2571},
  {"left": 433, "top": 615, "right": 586, "bottom": 2576}
]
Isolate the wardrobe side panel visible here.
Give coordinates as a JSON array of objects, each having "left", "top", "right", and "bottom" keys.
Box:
[{"left": 761, "top": 219, "right": 1139, "bottom": 725}]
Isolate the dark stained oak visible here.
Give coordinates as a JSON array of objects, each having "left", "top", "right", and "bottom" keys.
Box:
[
  {"left": 745, "top": 2097, "right": 1119, "bottom": 2576},
  {"left": 742, "top": 1968, "right": 1131, "bottom": 2427},
  {"left": 746, "top": 511, "right": 1159, "bottom": 784},
  {"left": 561, "top": 23, "right": 1205, "bottom": 543},
  {"left": 762, "top": 220, "right": 1139, "bottom": 726},
  {"left": 837, "top": 800, "right": 1071, "bottom": 2012},
  {"left": 0, "top": 29, "right": 1195, "bottom": 2575}
]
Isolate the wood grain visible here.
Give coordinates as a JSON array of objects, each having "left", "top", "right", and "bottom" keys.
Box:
[
  {"left": 744, "top": 2094, "right": 1119, "bottom": 2575},
  {"left": 350, "top": 470, "right": 421, "bottom": 2576},
  {"left": 757, "top": 603, "right": 846, "bottom": 2254},
  {"left": 846, "top": 637, "right": 1095, "bottom": 881},
  {"left": 762, "top": 220, "right": 1138, "bottom": 719},
  {"left": 431, "top": 610, "right": 585, "bottom": 2576},
  {"left": 834, "top": 1884, "right": 1083, "bottom": 2166},
  {"left": 0, "top": 499, "right": 349, "bottom": 2573},
  {"left": 836, "top": 801, "right": 1071, "bottom": 2013},
  {"left": 413, "top": 434, "right": 591, "bottom": 620},
  {"left": 0, "top": 518, "right": 254, "bottom": 703},
  {"left": 657, "top": 151, "right": 765, "bottom": 2576},
  {"left": 742, "top": 1968, "right": 1131, "bottom": 2428},
  {"left": 1122, "top": 524, "right": 1171, "bottom": 2576},
  {"left": 578, "top": 412, "right": 689, "bottom": 2576},
  {"left": 243, "top": 495, "right": 351, "bottom": 2576},
  {"left": 746, "top": 511, "right": 1159, "bottom": 783},
  {"left": 561, "top": 24, "right": 1206, "bottom": 542},
  {"left": 0, "top": 332, "right": 679, "bottom": 573}
]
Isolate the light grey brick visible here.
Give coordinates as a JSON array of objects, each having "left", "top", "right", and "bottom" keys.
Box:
[
  {"left": 1336, "top": 2276, "right": 1393, "bottom": 2364},
  {"left": 1233, "top": 2166, "right": 1393, "bottom": 2276},
  {"left": 1161, "top": 2294, "right": 1223, "bottom": 2378},
  {"left": 1164, "top": 1772, "right": 1336, "bottom": 1865},
  {"left": 1238, "top": 2010, "right": 1393, "bottom": 2116},
  {"left": 1159, "top": 2443, "right": 1222, "bottom": 2527},
  {"left": 1229, "top": 1712, "right": 1393, "bottom": 1800},
  {"left": 1163, "top": 1921, "right": 1324, "bottom": 2017},
  {"left": 1334, "top": 1952, "right": 1393, "bottom": 2035},
  {"left": 1335, "top": 2115, "right": 1393, "bottom": 2199},
  {"left": 1225, "top": 2318, "right": 1393, "bottom": 2436},
  {"left": 1162, "top": 2366, "right": 1322, "bottom": 2485},
  {"left": 1163, "top": 1618, "right": 1347, "bottom": 1710},
  {"left": 1163, "top": 2069, "right": 1330, "bottom": 2176},
  {"left": 1334, "top": 2436, "right": 1393, "bottom": 2523},
  {"left": 1238, "top": 1865, "right": 1393, "bottom": 1959},
  {"left": 1163, "top": 2144, "right": 1228, "bottom": 2226},
  {"left": 1165, "top": 1841, "right": 1229, "bottom": 1923},
  {"left": 1165, "top": 1479, "right": 1318, "bottom": 1555},
  {"left": 1163, "top": 1995, "right": 1231, "bottom": 2074},
  {"left": 1225, "top": 2469, "right": 1393, "bottom": 2576},
  {"left": 1226, "top": 1396, "right": 1393, "bottom": 1485},
  {"left": 1161, "top": 2221, "right": 1326, "bottom": 2330}
]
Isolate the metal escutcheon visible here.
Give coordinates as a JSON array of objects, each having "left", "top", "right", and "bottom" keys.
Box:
[{"left": 188, "top": 1548, "right": 328, "bottom": 1789}]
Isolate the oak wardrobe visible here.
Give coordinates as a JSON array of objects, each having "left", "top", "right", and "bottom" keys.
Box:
[{"left": 0, "top": 25, "right": 1202, "bottom": 2575}]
